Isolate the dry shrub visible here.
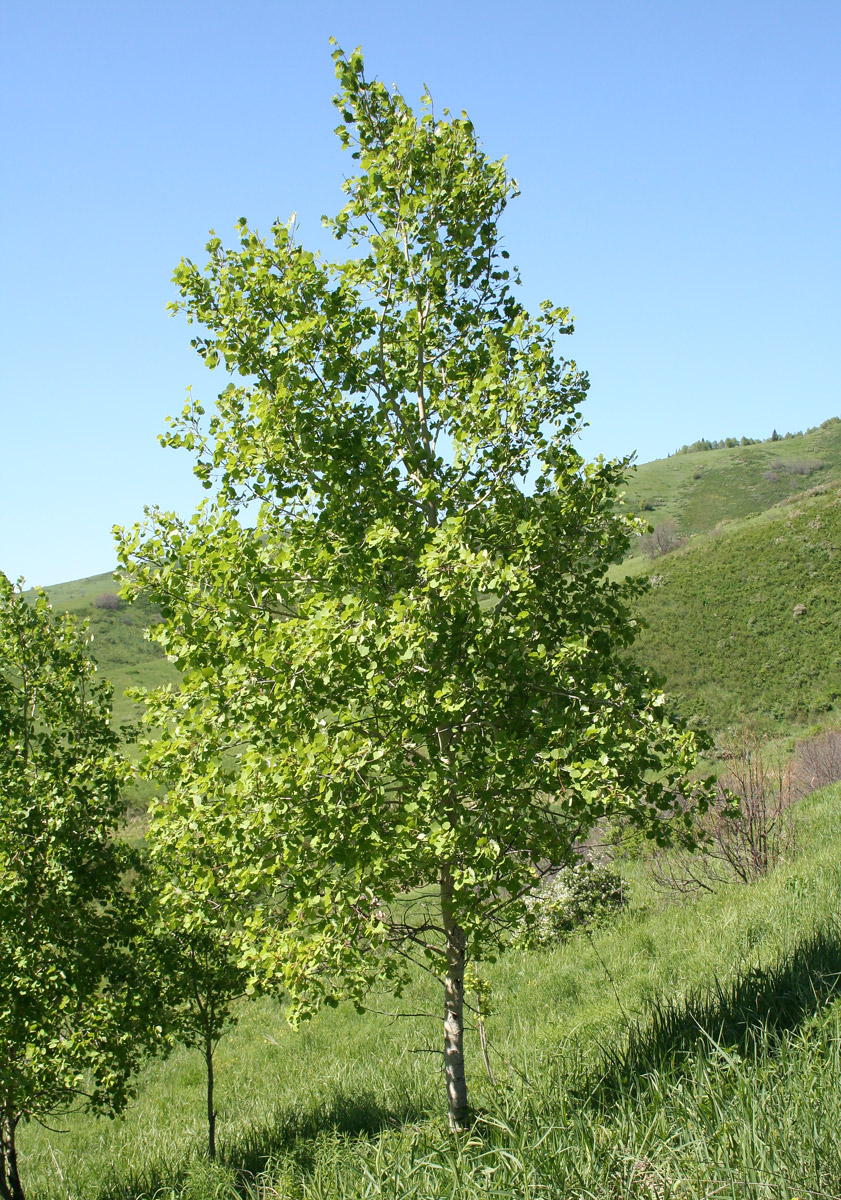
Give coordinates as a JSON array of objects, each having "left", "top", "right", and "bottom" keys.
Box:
[
  {"left": 713, "top": 730, "right": 795, "bottom": 883},
  {"left": 793, "top": 729, "right": 841, "bottom": 797},
  {"left": 92, "top": 592, "right": 121, "bottom": 610},
  {"left": 654, "top": 730, "right": 796, "bottom": 893},
  {"left": 764, "top": 457, "right": 826, "bottom": 482},
  {"left": 639, "top": 520, "right": 685, "bottom": 560}
]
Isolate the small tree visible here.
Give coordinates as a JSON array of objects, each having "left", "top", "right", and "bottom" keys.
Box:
[
  {"left": 119, "top": 45, "right": 702, "bottom": 1130},
  {"left": 0, "top": 574, "right": 152, "bottom": 1200},
  {"left": 138, "top": 793, "right": 255, "bottom": 1161}
]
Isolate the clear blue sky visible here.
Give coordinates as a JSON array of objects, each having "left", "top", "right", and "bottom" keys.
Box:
[{"left": 2, "top": 0, "right": 839, "bottom": 587}]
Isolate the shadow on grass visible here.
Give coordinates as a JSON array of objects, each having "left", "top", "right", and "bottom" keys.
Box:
[
  {"left": 94, "top": 927, "right": 841, "bottom": 1197},
  {"left": 589, "top": 922, "right": 841, "bottom": 1106},
  {"left": 220, "top": 1088, "right": 427, "bottom": 1181},
  {"left": 93, "top": 1089, "right": 429, "bottom": 1200}
]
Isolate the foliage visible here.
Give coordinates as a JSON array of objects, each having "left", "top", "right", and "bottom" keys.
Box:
[
  {"left": 118, "top": 44, "right": 701, "bottom": 1128},
  {"left": 515, "top": 861, "right": 625, "bottom": 948},
  {"left": 673, "top": 434, "right": 759, "bottom": 453},
  {"left": 31, "top": 415, "right": 841, "bottom": 746},
  {"left": 0, "top": 573, "right": 156, "bottom": 1200},
  {"left": 137, "top": 795, "right": 257, "bottom": 1161}
]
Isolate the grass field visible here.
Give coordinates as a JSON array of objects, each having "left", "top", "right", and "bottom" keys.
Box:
[{"left": 16, "top": 783, "right": 841, "bottom": 1199}]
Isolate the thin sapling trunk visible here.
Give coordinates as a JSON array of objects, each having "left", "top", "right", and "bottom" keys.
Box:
[
  {"left": 0, "top": 1108, "right": 24, "bottom": 1200},
  {"left": 204, "top": 1030, "right": 216, "bottom": 1161},
  {"left": 441, "top": 865, "right": 469, "bottom": 1131}
]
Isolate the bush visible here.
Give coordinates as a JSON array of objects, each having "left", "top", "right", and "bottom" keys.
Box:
[
  {"left": 639, "top": 520, "right": 685, "bottom": 559},
  {"left": 516, "top": 862, "right": 626, "bottom": 948},
  {"left": 763, "top": 458, "right": 826, "bottom": 482},
  {"left": 793, "top": 729, "right": 841, "bottom": 796},
  {"left": 93, "top": 591, "right": 121, "bottom": 610},
  {"left": 654, "top": 730, "right": 796, "bottom": 893}
]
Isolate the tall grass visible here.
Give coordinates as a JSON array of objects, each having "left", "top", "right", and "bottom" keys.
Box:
[{"left": 19, "top": 785, "right": 841, "bottom": 1199}]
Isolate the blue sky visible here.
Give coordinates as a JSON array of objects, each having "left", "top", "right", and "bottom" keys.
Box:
[{"left": 2, "top": 0, "right": 839, "bottom": 587}]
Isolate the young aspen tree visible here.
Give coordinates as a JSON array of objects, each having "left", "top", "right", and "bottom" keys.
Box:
[
  {"left": 0, "top": 574, "right": 152, "bottom": 1200},
  {"left": 119, "top": 45, "right": 702, "bottom": 1130},
  {"left": 137, "top": 798, "right": 255, "bottom": 1161}
]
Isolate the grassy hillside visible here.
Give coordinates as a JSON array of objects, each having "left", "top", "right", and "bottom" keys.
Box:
[
  {"left": 34, "top": 416, "right": 841, "bottom": 741},
  {"left": 17, "top": 783, "right": 841, "bottom": 1198},
  {"left": 622, "top": 415, "right": 841, "bottom": 545},
  {"left": 631, "top": 482, "right": 841, "bottom": 731},
  {"left": 33, "top": 571, "right": 178, "bottom": 729}
]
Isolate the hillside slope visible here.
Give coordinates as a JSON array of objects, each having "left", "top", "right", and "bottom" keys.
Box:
[
  {"left": 30, "top": 415, "right": 841, "bottom": 738},
  {"left": 31, "top": 571, "right": 178, "bottom": 728},
  {"left": 631, "top": 483, "right": 841, "bottom": 730},
  {"left": 622, "top": 415, "right": 841, "bottom": 543},
  {"left": 17, "top": 784, "right": 841, "bottom": 1198}
]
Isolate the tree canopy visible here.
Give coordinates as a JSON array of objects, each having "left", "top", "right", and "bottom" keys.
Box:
[
  {"left": 0, "top": 574, "right": 153, "bottom": 1200},
  {"left": 119, "top": 44, "right": 702, "bottom": 1129}
]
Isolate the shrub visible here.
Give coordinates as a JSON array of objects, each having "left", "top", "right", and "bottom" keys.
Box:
[
  {"left": 654, "top": 730, "right": 796, "bottom": 892},
  {"left": 793, "top": 729, "right": 841, "bottom": 796},
  {"left": 764, "top": 458, "right": 826, "bottom": 482},
  {"left": 93, "top": 591, "right": 121, "bottom": 610},
  {"left": 712, "top": 731, "right": 796, "bottom": 883},
  {"left": 516, "top": 862, "right": 626, "bottom": 948},
  {"left": 639, "top": 520, "right": 685, "bottom": 559}
]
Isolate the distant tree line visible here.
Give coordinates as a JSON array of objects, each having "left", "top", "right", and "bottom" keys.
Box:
[
  {"left": 672, "top": 435, "right": 759, "bottom": 455},
  {"left": 670, "top": 416, "right": 840, "bottom": 457}
]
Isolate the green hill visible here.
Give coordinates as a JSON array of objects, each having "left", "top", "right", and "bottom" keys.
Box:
[
  {"left": 31, "top": 571, "right": 178, "bottom": 729},
  {"left": 631, "top": 482, "right": 841, "bottom": 732},
  {"left": 622, "top": 415, "right": 841, "bottom": 545},
  {"left": 30, "top": 413, "right": 841, "bottom": 741}
]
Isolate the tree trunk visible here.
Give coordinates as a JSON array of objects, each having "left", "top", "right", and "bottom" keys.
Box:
[
  {"left": 440, "top": 864, "right": 469, "bottom": 1131},
  {"left": 204, "top": 1034, "right": 216, "bottom": 1161},
  {"left": 0, "top": 1145, "right": 9, "bottom": 1200},
  {"left": 0, "top": 1108, "right": 24, "bottom": 1200}
]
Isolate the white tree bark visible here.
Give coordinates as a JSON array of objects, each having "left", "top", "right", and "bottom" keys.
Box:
[{"left": 441, "top": 865, "right": 469, "bottom": 1131}]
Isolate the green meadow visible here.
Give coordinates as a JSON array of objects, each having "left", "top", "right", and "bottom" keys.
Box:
[{"left": 17, "top": 784, "right": 841, "bottom": 1199}]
